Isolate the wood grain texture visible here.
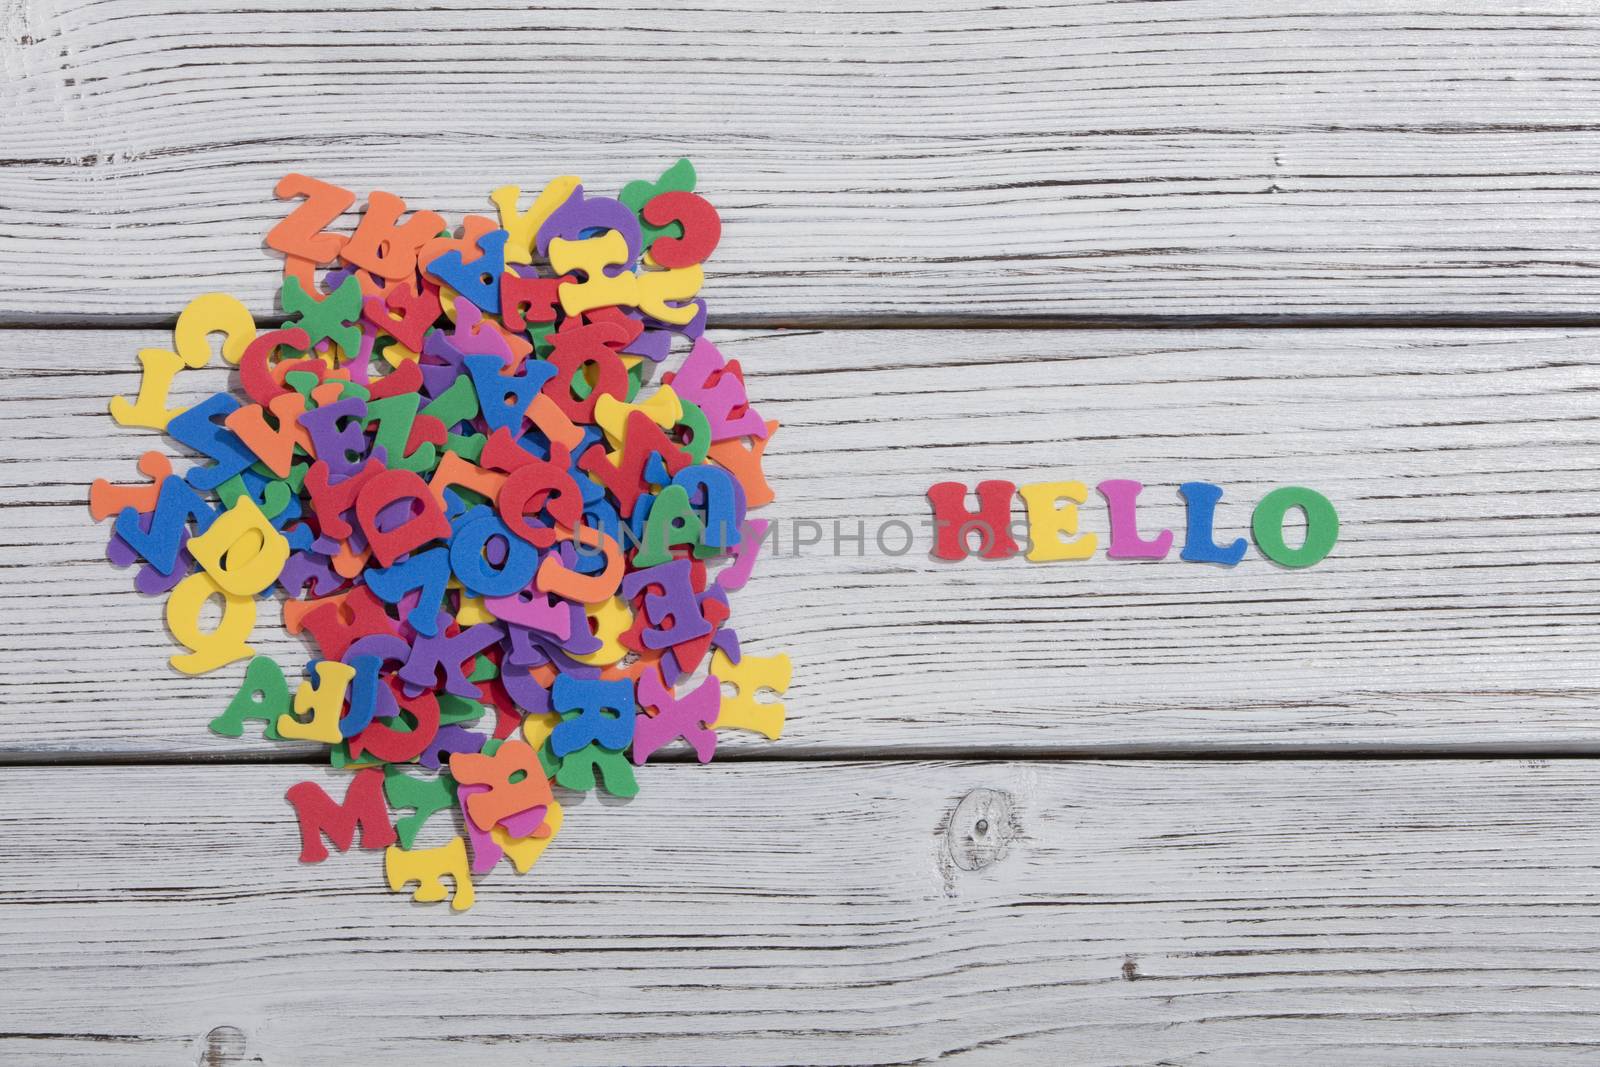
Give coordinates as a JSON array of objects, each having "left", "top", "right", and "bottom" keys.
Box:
[
  {"left": 7, "top": 1, "right": 1600, "bottom": 322},
  {"left": 7, "top": 326, "right": 1600, "bottom": 758},
  {"left": 2, "top": 758, "right": 1599, "bottom": 1065}
]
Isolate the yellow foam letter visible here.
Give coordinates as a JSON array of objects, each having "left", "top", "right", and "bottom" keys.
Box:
[
  {"left": 493, "top": 800, "right": 563, "bottom": 874},
  {"left": 173, "top": 292, "right": 257, "bottom": 366},
  {"left": 187, "top": 497, "right": 290, "bottom": 596},
  {"left": 278, "top": 661, "right": 356, "bottom": 744},
  {"left": 550, "top": 231, "right": 638, "bottom": 315},
  {"left": 491, "top": 176, "right": 580, "bottom": 265},
  {"left": 110, "top": 293, "right": 257, "bottom": 430},
  {"left": 593, "top": 386, "right": 682, "bottom": 449},
  {"left": 386, "top": 838, "right": 475, "bottom": 910},
  {"left": 635, "top": 264, "right": 703, "bottom": 326},
  {"left": 521, "top": 711, "right": 561, "bottom": 752},
  {"left": 570, "top": 596, "right": 633, "bottom": 667},
  {"left": 166, "top": 572, "right": 256, "bottom": 675},
  {"left": 1019, "top": 481, "right": 1097, "bottom": 562},
  {"left": 109, "top": 347, "right": 190, "bottom": 430},
  {"left": 711, "top": 650, "right": 790, "bottom": 740}
]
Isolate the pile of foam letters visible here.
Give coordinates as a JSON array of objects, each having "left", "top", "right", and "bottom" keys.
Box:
[{"left": 87, "top": 160, "right": 789, "bottom": 910}]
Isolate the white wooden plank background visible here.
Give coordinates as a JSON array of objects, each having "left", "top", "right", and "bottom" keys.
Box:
[
  {"left": 8, "top": 326, "right": 1600, "bottom": 758},
  {"left": 8, "top": 1, "right": 1600, "bottom": 321},
  {"left": 2, "top": 759, "right": 1599, "bottom": 1066},
  {"left": 6, "top": 1, "right": 1600, "bottom": 1062}
]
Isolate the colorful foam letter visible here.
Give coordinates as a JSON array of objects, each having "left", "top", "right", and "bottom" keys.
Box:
[
  {"left": 1096, "top": 479, "right": 1172, "bottom": 560},
  {"left": 927, "top": 481, "right": 1019, "bottom": 560},
  {"left": 1252, "top": 486, "right": 1339, "bottom": 569},
  {"left": 385, "top": 837, "right": 475, "bottom": 910},
  {"left": 1018, "top": 481, "right": 1096, "bottom": 563},
  {"left": 285, "top": 767, "right": 397, "bottom": 863}
]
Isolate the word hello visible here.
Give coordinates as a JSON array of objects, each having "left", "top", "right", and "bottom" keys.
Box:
[{"left": 926, "top": 480, "right": 1339, "bottom": 568}]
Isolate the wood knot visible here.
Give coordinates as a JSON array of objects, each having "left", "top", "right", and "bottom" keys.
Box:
[
  {"left": 945, "top": 787, "right": 1017, "bottom": 872},
  {"left": 199, "top": 1025, "right": 248, "bottom": 1067}
]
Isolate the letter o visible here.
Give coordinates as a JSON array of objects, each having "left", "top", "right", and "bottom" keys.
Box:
[{"left": 1251, "top": 487, "right": 1338, "bottom": 569}]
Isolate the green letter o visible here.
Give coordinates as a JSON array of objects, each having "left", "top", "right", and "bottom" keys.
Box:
[{"left": 1251, "top": 487, "right": 1338, "bottom": 569}]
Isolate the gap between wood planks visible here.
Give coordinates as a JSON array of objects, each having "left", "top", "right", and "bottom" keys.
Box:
[
  {"left": 16, "top": 314, "right": 1600, "bottom": 331},
  {"left": 11, "top": 745, "right": 1600, "bottom": 768}
]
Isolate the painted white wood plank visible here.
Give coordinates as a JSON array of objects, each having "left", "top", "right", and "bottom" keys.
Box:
[
  {"left": 6, "top": 1, "right": 1600, "bottom": 321},
  {"left": 5, "top": 327, "right": 1600, "bottom": 758},
  {"left": 1, "top": 759, "right": 1599, "bottom": 1065}
]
